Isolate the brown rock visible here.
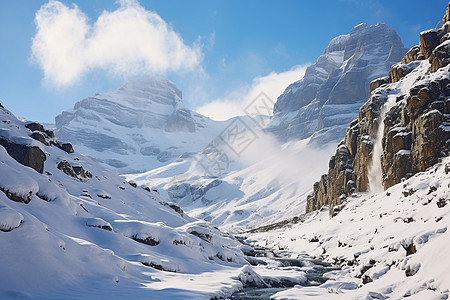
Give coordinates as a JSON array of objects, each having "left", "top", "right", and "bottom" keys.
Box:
[
  {"left": 389, "top": 62, "right": 418, "bottom": 83},
  {"left": 444, "top": 3, "right": 450, "bottom": 24},
  {"left": 419, "top": 29, "right": 444, "bottom": 59},
  {"left": 401, "top": 45, "right": 424, "bottom": 64},
  {"left": 369, "top": 76, "right": 389, "bottom": 95},
  {"left": 429, "top": 41, "right": 450, "bottom": 73}
]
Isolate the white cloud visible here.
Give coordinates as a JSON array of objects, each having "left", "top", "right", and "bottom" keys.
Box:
[
  {"left": 31, "top": 0, "right": 202, "bottom": 87},
  {"left": 196, "top": 64, "right": 308, "bottom": 121}
]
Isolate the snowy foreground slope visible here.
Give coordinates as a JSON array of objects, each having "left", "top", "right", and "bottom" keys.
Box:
[
  {"left": 0, "top": 105, "right": 271, "bottom": 299},
  {"left": 246, "top": 157, "right": 450, "bottom": 299}
]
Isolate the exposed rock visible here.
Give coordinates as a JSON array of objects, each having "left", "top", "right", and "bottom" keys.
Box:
[
  {"left": 389, "top": 62, "right": 419, "bottom": 83},
  {"left": 0, "top": 138, "right": 46, "bottom": 173},
  {"left": 162, "top": 202, "right": 184, "bottom": 216},
  {"left": 419, "top": 29, "right": 444, "bottom": 59},
  {"left": 400, "top": 46, "right": 424, "bottom": 64},
  {"left": 429, "top": 40, "right": 450, "bottom": 73},
  {"left": 25, "top": 122, "right": 45, "bottom": 133},
  {"left": 58, "top": 143, "right": 74, "bottom": 154},
  {"left": 444, "top": 3, "right": 450, "bottom": 24},
  {"left": 306, "top": 145, "right": 356, "bottom": 214},
  {"left": 131, "top": 235, "right": 159, "bottom": 246},
  {"left": 57, "top": 160, "right": 92, "bottom": 182},
  {"left": 189, "top": 230, "right": 212, "bottom": 243},
  {"left": 30, "top": 132, "right": 49, "bottom": 146},
  {"left": 369, "top": 76, "right": 389, "bottom": 95}
]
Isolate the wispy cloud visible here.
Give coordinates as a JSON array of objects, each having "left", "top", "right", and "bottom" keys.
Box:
[
  {"left": 31, "top": 0, "right": 203, "bottom": 87},
  {"left": 196, "top": 65, "right": 308, "bottom": 120}
]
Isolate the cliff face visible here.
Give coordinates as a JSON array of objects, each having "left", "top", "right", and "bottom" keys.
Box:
[
  {"left": 307, "top": 3, "right": 450, "bottom": 214},
  {"left": 267, "top": 23, "right": 407, "bottom": 144}
]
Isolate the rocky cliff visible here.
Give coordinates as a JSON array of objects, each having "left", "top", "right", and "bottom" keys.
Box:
[
  {"left": 307, "top": 3, "right": 450, "bottom": 214},
  {"left": 267, "top": 23, "right": 407, "bottom": 144}
]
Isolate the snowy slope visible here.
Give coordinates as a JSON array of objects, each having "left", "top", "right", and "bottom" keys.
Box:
[
  {"left": 55, "top": 78, "right": 227, "bottom": 174},
  {"left": 246, "top": 156, "right": 450, "bottom": 299},
  {"left": 0, "top": 105, "right": 254, "bottom": 299}
]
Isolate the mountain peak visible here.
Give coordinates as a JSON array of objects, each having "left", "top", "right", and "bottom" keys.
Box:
[
  {"left": 269, "top": 23, "right": 407, "bottom": 144},
  {"left": 101, "top": 77, "right": 182, "bottom": 107}
]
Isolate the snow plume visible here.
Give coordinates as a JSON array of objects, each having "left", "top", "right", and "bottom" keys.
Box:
[
  {"left": 236, "top": 129, "right": 337, "bottom": 189},
  {"left": 31, "top": 0, "right": 202, "bottom": 87},
  {"left": 196, "top": 65, "right": 308, "bottom": 121}
]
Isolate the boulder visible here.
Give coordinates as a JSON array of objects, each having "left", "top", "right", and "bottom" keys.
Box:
[
  {"left": 0, "top": 138, "right": 46, "bottom": 173},
  {"left": 30, "top": 132, "right": 49, "bottom": 146},
  {"left": 58, "top": 143, "right": 74, "bottom": 154},
  {"left": 25, "top": 122, "right": 44, "bottom": 133}
]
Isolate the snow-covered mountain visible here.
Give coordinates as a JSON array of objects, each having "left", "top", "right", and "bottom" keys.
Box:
[
  {"left": 55, "top": 78, "right": 226, "bottom": 174},
  {"left": 268, "top": 23, "right": 407, "bottom": 144}
]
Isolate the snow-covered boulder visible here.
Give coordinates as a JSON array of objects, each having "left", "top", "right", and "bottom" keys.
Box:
[{"left": 0, "top": 205, "right": 23, "bottom": 231}]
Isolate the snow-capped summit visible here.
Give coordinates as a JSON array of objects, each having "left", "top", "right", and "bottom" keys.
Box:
[
  {"left": 268, "top": 23, "right": 407, "bottom": 144},
  {"left": 55, "top": 78, "right": 226, "bottom": 174}
]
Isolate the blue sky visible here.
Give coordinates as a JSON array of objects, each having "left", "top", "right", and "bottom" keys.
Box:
[{"left": 0, "top": 0, "right": 448, "bottom": 123}]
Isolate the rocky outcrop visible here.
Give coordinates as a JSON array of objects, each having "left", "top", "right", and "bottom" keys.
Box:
[
  {"left": 429, "top": 40, "right": 450, "bottom": 73},
  {"left": 57, "top": 160, "right": 92, "bottom": 182},
  {"left": 267, "top": 23, "right": 407, "bottom": 144},
  {"left": 0, "top": 138, "right": 46, "bottom": 174},
  {"left": 307, "top": 6, "right": 450, "bottom": 214}
]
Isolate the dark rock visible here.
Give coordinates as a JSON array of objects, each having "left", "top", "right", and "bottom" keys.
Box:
[
  {"left": 0, "top": 187, "right": 34, "bottom": 204},
  {"left": 0, "top": 138, "right": 46, "bottom": 173},
  {"left": 128, "top": 181, "right": 137, "bottom": 188},
  {"left": 30, "top": 132, "right": 49, "bottom": 146},
  {"left": 190, "top": 230, "right": 212, "bottom": 243},
  {"left": 402, "top": 243, "right": 417, "bottom": 256},
  {"left": 132, "top": 235, "right": 159, "bottom": 246},
  {"left": 25, "top": 122, "right": 44, "bottom": 133},
  {"left": 437, "top": 198, "right": 447, "bottom": 208},
  {"left": 362, "top": 275, "right": 373, "bottom": 284},
  {"left": 57, "top": 160, "right": 92, "bottom": 182},
  {"left": 58, "top": 143, "right": 74, "bottom": 154}
]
